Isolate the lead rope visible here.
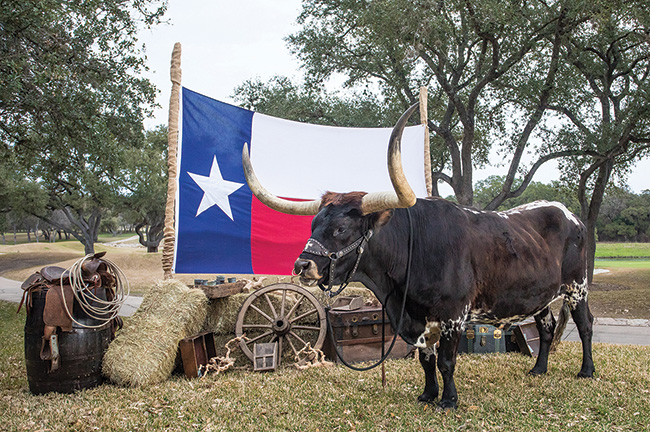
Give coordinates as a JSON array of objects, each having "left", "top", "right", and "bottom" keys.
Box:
[{"left": 325, "top": 207, "right": 414, "bottom": 372}]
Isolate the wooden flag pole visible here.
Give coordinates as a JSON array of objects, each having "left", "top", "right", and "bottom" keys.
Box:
[
  {"left": 419, "top": 87, "right": 433, "bottom": 196},
  {"left": 162, "top": 42, "right": 182, "bottom": 279}
]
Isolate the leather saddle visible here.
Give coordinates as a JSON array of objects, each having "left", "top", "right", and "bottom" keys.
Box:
[{"left": 19, "top": 251, "right": 122, "bottom": 372}]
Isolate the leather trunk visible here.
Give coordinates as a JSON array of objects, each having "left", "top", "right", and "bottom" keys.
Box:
[
  {"left": 458, "top": 324, "right": 520, "bottom": 354},
  {"left": 323, "top": 306, "right": 413, "bottom": 364}
]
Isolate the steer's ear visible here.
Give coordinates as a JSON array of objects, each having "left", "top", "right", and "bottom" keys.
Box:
[{"left": 371, "top": 209, "right": 394, "bottom": 228}]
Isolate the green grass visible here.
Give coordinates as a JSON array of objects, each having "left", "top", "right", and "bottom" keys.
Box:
[
  {"left": 594, "top": 259, "right": 650, "bottom": 269},
  {"left": 596, "top": 242, "right": 650, "bottom": 258},
  {"left": 96, "top": 233, "right": 138, "bottom": 243},
  {"left": 2, "top": 301, "right": 649, "bottom": 432}
]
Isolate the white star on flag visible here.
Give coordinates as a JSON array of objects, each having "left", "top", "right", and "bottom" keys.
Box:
[{"left": 188, "top": 155, "right": 244, "bottom": 220}]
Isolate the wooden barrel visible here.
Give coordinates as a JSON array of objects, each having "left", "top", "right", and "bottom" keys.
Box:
[{"left": 24, "top": 286, "right": 112, "bottom": 395}]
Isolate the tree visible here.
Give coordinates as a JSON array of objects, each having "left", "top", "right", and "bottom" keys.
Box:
[
  {"left": 233, "top": 76, "right": 395, "bottom": 127},
  {"left": 122, "top": 125, "right": 168, "bottom": 253},
  {"left": 288, "top": 0, "right": 590, "bottom": 206},
  {"left": 474, "top": 175, "right": 579, "bottom": 213},
  {"left": 597, "top": 187, "right": 650, "bottom": 242},
  {"left": 0, "top": 0, "right": 167, "bottom": 254},
  {"left": 544, "top": 0, "right": 650, "bottom": 278}
]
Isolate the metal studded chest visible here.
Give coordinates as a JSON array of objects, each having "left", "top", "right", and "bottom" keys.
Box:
[{"left": 323, "top": 305, "right": 414, "bottom": 364}]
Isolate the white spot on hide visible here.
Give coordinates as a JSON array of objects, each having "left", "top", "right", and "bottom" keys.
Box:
[{"left": 504, "top": 201, "right": 581, "bottom": 227}]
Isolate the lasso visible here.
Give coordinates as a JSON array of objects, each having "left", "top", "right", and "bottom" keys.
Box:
[{"left": 60, "top": 254, "right": 130, "bottom": 328}]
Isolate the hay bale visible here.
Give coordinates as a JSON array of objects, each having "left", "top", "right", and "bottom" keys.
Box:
[
  {"left": 202, "top": 293, "right": 250, "bottom": 335},
  {"left": 102, "top": 280, "right": 208, "bottom": 387}
]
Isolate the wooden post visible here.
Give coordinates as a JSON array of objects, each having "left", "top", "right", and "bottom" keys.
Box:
[
  {"left": 162, "top": 43, "right": 182, "bottom": 279},
  {"left": 419, "top": 87, "right": 433, "bottom": 196}
]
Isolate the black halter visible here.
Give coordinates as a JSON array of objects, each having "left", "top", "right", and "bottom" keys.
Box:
[{"left": 301, "top": 229, "right": 374, "bottom": 297}]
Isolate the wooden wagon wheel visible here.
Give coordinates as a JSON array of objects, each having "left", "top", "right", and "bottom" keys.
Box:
[{"left": 235, "top": 283, "right": 327, "bottom": 366}]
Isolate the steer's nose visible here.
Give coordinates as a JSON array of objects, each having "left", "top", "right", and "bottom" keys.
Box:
[{"left": 293, "top": 259, "right": 311, "bottom": 276}]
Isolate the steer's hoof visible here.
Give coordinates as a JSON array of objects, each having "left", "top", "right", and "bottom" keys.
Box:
[
  {"left": 436, "top": 399, "right": 457, "bottom": 411},
  {"left": 528, "top": 367, "right": 547, "bottom": 376},
  {"left": 417, "top": 392, "right": 438, "bottom": 404},
  {"left": 577, "top": 370, "right": 594, "bottom": 378}
]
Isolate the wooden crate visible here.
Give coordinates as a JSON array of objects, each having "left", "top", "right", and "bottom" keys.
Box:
[
  {"left": 194, "top": 281, "right": 246, "bottom": 299},
  {"left": 513, "top": 319, "right": 541, "bottom": 357},
  {"left": 179, "top": 332, "right": 217, "bottom": 378}
]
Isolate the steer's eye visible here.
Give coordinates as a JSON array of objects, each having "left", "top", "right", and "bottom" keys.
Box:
[{"left": 334, "top": 227, "right": 346, "bottom": 237}]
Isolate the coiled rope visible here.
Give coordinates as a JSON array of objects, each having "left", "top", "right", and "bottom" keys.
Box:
[{"left": 60, "top": 254, "right": 130, "bottom": 329}]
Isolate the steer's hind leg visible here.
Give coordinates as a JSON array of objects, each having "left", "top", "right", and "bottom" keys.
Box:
[
  {"left": 570, "top": 297, "right": 595, "bottom": 378},
  {"left": 417, "top": 347, "right": 438, "bottom": 403},
  {"left": 529, "top": 306, "right": 556, "bottom": 376}
]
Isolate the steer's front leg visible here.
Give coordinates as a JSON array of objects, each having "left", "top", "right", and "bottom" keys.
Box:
[
  {"left": 417, "top": 347, "right": 438, "bottom": 403},
  {"left": 436, "top": 330, "right": 461, "bottom": 409}
]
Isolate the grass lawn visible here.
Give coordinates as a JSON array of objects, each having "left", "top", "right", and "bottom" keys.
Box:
[
  {"left": 596, "top": 242, "right": 650, "bottom": 258},
  {"left": 594, "top": 259, "right": 650, "bottom": 269},
  {"left": 1, "top": 301, "right": 649, "bottom": 432}
]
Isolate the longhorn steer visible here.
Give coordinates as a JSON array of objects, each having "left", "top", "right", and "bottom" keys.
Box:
[{"left": 242, "top": 103, "right": 595, "bottom": 409}]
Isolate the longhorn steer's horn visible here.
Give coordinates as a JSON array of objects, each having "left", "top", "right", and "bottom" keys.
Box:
[
  {"left": 242, "top": 143, "right": 322, "bottom": 215},
  {"left": 359, "top": 102, "right": 419, "bottom": 215}
]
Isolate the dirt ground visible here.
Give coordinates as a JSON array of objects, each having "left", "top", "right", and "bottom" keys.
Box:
[{"left": 588, "top": 268, "right": 650, "bottom": 319}]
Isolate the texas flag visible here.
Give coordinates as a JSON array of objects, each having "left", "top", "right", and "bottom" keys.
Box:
[{"left": 174, "top": 88, "right": 427, "bottom": 275}]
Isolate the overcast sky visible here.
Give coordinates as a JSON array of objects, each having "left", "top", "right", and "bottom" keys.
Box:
[{"left": 138, "top": 0, "right": 648, "bottom": 195}]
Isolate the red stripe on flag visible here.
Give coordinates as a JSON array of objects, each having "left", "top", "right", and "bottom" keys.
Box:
[{"left": 250, "top": 196, "right": 314, "bottom": 275}]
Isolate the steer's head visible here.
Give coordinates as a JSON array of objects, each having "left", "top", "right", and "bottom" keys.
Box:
[
  {"left": 242, "top": 102, "right": 420, "bottom": 286},
  {"left": 293, "top": 191, "right": 394, "bottom": 286}
]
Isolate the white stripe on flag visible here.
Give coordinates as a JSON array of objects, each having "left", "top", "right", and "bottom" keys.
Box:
[{"left": 249, "top": 113, "right": 427, "bottom": 199}]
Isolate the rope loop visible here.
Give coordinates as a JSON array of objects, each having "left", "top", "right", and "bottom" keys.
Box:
[{"left": 60, "top": 254, "right": 130, "bottom": 329}]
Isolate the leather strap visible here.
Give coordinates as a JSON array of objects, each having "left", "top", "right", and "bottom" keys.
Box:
[{"left": 302, "top": 229, "right": 373, "bottom": 297}]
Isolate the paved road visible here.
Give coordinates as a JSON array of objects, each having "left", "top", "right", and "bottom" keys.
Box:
[{"left": 1, "top": 276, "right": 648, "bottom": 345}]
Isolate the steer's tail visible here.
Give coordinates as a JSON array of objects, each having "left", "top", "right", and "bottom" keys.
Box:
[{"left": 551, "top": 300, "right": 571, "bottom": 351}]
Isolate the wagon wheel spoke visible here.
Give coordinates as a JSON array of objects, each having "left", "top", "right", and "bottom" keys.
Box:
[
  {"left": 291, "top": 325, "right": 322, "bottom": 332},
  {"left": 280, "top": 289, "right": 287, "bottom": 318},
  {"left": 285, "top": 294, "right": 305, "bottom": 320},
  {"left": 249, "top": 304, "right": 274, "bottom": 323},
  {"left": 242, "top": 324, "right": 272, "bottom": 330},
  {"left": 286, "top": 334, "right": 300, "bottom": 357},
  {"left": 291, "top": 308, "right": 318, "bottom": 323},
  {"left": 289, "top": 330, "right": 308, "bottom": 347},
  {"left": 245, "top": 330, "right": 274, "bottom": 346},
  {"left": 263, "top": 293, "right": 278, "bottom": 319},
  {"left": 277, "top": 335, "right": 284, "bottom": 364}
]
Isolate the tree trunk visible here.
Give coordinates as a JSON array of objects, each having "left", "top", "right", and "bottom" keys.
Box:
[
  {"left": 37, "top": 206, "right": 102, "bottom": 255},
  {"left": 27, "top": 228, "right": 31, "bottom": 242},
  {"left": 579, "top": 160, "right": 613, "bottom": 283},
  {"left": 135, "top": 221, "right": 164, "bottom": 253}
]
